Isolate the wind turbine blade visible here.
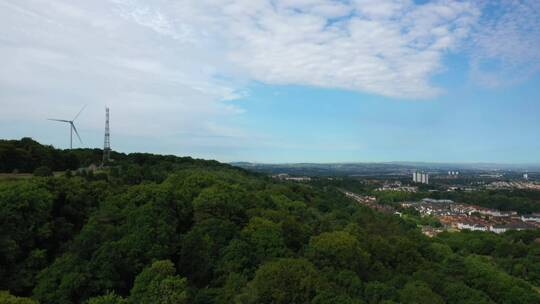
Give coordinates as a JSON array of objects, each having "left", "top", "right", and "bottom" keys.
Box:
[
  {"left": 47, "top": 118, "right": 70, "bottom": 123},
  {"left": 71, "top": 123, "right": 83, "bottom": 145},
  {"left": 73, "top": 104, "right": 86, "bottom": 121}
]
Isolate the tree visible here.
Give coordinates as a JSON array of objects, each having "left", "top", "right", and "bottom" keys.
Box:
[
  {"left": 462, "top": 255, "right": 540, "bottom": 303},
  {"left": 241, "top": 217, "right": 289, "bottom": 262},
  {"left": 192, "top": 183, "right": 247, "bottom": 224},
  {"left": 425, "top": 242, "right": 453, "bottom": 263},
  {"left": 86, "top": 292, "right": 127, "bottom": 304},
  {"left": 306, "top": 231, "right": 369, "bottom": 275},
  {"left": 442, "top": 282, "right": 493, "bottom": 304},
  {"left": 178, "top": 218, "right": 238, "bottom": 286},
  {"left": 398, "top": 281, "right": 444, "bottom": 304},
  {"left": 364, "top": 281, "right": 396, "bottom": 304},
  {"left": 0, "top": 290, "right": 37, "bottom": 304},
  {"left": 312, "top": 290, "right": 364, "bottom": 304},
  {"left": 281, "top": 216, "right": 310, "bottom": 252},
  {"left": 216, "top": 238, "right": 255, "bottom": 276},
  {"left": 241, "top": 258, "right": 322, "bottom": 304},
  {"left": 32, "top": 253, "right": 91, "bottom": 304},
  {"left": 0, "top": 181, "right": 53, "bottom": 294},
  {"left": 215, "top": 272, "right": 248, "bottom": 304},
  {"left": 129, "top": 260, "right": 189, "bottom": 304}
]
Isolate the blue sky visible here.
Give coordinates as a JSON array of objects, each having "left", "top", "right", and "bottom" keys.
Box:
[
  {"left": 232, "top": 73, "right": 540, "bottom": 163},
  {"left": 1, "top": 0, "right": 539, "bottom": 163}
]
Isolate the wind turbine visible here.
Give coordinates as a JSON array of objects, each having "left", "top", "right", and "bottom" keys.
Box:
[{"left": 48, "top": 105, "right": 86, "bottom": 149}]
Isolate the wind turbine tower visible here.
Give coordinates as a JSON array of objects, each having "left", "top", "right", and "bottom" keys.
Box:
[
  {"left": 102, "top": 107, "right": 111, "bottom": 165},
  {"left": 48, "top": 105, "right": 85, "bottom": 149}
]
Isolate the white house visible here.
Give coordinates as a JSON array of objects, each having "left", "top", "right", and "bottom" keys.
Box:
[
  {"left": 457, "top": 223, "right": 488, "bottom": 232},
  {"left": 521, "top": 215, "right": 540, "bottom": 223}
]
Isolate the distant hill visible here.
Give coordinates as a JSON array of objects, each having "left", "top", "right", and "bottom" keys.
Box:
[{"left": 231, "top": 161, "right": 540, "bottom": 176}]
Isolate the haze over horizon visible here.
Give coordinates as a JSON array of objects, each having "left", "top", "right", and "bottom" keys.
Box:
[{"left": 1, "top": 0, "right": 539, "bottom": 163}]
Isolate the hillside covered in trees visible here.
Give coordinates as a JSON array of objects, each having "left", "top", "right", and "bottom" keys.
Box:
[{"left": 1, "top": 138, "right": 539, "bottom": 303}]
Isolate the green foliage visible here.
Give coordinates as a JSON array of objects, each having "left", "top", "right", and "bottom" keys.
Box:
[
  {"left": 193, "top": 183, "right": 248, "bottom": 224},
  {"left": 462, "top": 255, "right": 540, "bottom": 303},
  {"left": 241, "top": 217, "right": 290, "bottom": 263},
  {"left": 306, "top": 231, "right": 369, "bottom": 275},
  {"left": 0, "top": 291, "right": 37, "bottom": 304},
  {"left": 129, "top": 260, "right": 189, "bottom": 304},
  {"left": 425, "top": 242, "right": 453, "bottom": 262},
  {"left": 86, "top": 292, "right": 127, "bottom": 304},
  {"left": 0, "top": 181, "right": 53, "bottom": 294},
  {"left": 436, "top": 230, "right": 540, "bottom": 285},
  {"left": 364, "top": 281, "right": 396, "bottom": 304},
  {"left": 375, "top": 191, "right": 422, "bottom": 205},
  {"left": 398, "top": 281, "right": 444, "bottom": 304},
  {"left": 33, "top": 166, "right": 53, "bottom": 177},
  {"left": 1, "top": 138, "right": 539, "bottom": 303},
  {"left": 32, "top": 253, "right": 90, "bottom": 304},
  {"left": 401, "top": 211, "right": 442, "bottom": 228},
  {"left": 312, "top": 290, "right": 364, "bottom": 304},
  {"left": 442, "top": 282, "right": 493, "bottom": 304},
  {"left": 0, "top": 138, "right": 84, "bottom": 173},
  {"left": 241, "top": 258, "right": 322, "bottom": 304},
  {"left": 178, "top": 219, "right": 238, "bottom": 286},
  {"left": 315, "top": 270, "right": 364, "bottom": 303},
  {"left": 446, "top": 190, "right": 540, "bottom": 214}
]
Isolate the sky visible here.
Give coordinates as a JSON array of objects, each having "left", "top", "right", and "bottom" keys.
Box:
[{"left": 0, "top": 0, "right": 539, "bottom": 163}]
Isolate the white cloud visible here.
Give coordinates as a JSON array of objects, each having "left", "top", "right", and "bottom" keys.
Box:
[
  {"left": 200, "top": 0, "right": 479, "bottom": 98},
  {"left": 0, "top": 0, "right": 538, "bottom": 156},
  {"left": 469, "top": 0, "right": 540, "bottom": 87},
  {"left": 0, "top": 0, "right": 245, "bottom": 144}
]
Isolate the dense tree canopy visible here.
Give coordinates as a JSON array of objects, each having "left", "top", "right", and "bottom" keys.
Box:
[{"left": 0, "top": 139, "right": 539, "bottom": 303}]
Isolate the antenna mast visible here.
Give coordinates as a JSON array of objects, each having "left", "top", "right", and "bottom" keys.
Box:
[{"left": 102, "top": 107, "right": 111, "bottom": 165}]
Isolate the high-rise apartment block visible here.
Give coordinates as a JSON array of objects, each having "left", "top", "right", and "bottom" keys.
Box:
[{"left": 413, "top": 171, "right": 429, "bottom": 184}]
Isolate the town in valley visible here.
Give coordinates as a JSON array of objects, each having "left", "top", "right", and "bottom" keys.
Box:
[{"left": 238, "top": 162, "right": 540, "bottom": 237}]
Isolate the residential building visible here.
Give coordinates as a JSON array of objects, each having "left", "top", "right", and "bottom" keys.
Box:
[
  {"left": 412, "top": 171, "right": 429, "bottom": 184},
  {"left": 490, "top": 223, "right": 535, "bottom": 234},
  {"left": 521, "top": 214, "right": 540, "bottom": 223},
  {"left": 457, "top": 222, "right": 488, "bottom": 231}
]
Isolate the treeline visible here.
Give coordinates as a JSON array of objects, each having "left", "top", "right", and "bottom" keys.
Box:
[
  {"left": 443, "top": 190, "right": 540, "bottom": 214},
  {"left": 0, "top": 138, "right": 82, "bottom": 172},
  {"left": 0, "top": 141, "right": 539, "bottom": 303},
  {"left": 0, "top": 138, "right": 229, "bottom": 177}
]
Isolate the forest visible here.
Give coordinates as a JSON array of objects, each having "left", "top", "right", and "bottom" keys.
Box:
[{"left": 1, "top": 139, "right": 539, "bottom": 303}]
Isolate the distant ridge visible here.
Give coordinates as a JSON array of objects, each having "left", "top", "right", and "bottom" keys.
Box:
[{"left": 231, "top": 161, "right": 540, "bottom": 176}]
